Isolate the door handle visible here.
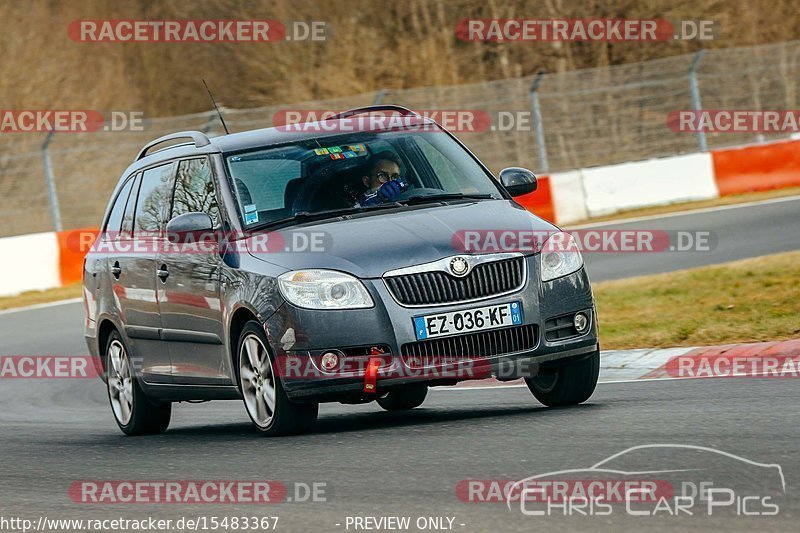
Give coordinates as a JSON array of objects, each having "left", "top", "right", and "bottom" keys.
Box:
[
  {"left": 111, "top": 261, "right": 121, "bottom": 279},
  {"left": 157, "top": 264, "right": 169, "bottom": 282}
]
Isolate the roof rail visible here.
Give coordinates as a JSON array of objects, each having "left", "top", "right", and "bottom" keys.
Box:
[
  {"left": 135, "top": 131, "right": 211, "bottom": 161},
  {"left": 327, "top": 105, "right": 420, "bottom": 121}
]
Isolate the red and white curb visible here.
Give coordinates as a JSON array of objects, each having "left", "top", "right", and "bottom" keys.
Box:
[{"left": 448, "top": 339, "right": 800, "bottom": 389}]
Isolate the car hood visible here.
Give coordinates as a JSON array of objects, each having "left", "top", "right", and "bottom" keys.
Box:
[{"left": 245, "top": 200, "right": 558, "bottom": 278}]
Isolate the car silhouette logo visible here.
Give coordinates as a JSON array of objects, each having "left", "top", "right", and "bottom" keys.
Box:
[{"left": 449, "top": 257, "right": 469, "bottom": 276}]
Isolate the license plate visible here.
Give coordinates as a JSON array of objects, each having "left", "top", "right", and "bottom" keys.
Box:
[{"left": 413, "top": 301, "right": 522, "bottom": 340}]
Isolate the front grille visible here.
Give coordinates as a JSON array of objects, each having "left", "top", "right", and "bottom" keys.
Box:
[
  {"left": 385, "top": 256, "right": 525, "bottom": 306},
  {"left": 401, "top": 324, "right": 538, "bottom": 360}
]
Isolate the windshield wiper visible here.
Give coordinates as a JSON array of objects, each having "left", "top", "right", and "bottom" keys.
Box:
[
  {"left": 400, "top": 193, "right": 497, "bottom": 205},
  {"left": 250, "top": 194, "right": 494, "bottom": 230},
  {"left": 254, "top": 203, "right": 402, "bottom": 230}
]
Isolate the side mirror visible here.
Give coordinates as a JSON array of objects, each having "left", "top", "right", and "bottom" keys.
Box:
[
  {"left": 166, "top": 212, "right": 214, "bottom": 244},
  {"left": 499, "top": 167, "right": 537, "bottom": 197}
]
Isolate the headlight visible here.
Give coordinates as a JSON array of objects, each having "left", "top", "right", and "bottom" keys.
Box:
[
  {"left": 540, "top": 231, "right": 583, "bottom": 282},
  {"left": 278, "top": 270, "right": 374, "bottom": 309}
]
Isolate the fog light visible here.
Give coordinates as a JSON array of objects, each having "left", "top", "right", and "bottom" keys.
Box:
[
  {"left": 320, "top": 351, "right": 341, "bottom": 372},
  {"left": 574, "top": 312, "right": 589, "bottom": 333}
]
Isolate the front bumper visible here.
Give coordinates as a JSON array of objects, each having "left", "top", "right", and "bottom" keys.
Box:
[{"left": 264, "top": 256, "right": 598, "bottom": 401}]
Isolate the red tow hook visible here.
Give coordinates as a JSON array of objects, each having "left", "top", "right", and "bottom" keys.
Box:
[{"left": 363, "top": 347, "right": 384, "bottom": 394}]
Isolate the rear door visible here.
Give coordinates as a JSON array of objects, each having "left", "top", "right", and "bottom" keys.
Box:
[
  {"left": 157, "top": 157, "right": 228, "bottom": 385},
  {"left": 114, "top": 162, "right": 176, "bottom": 383},
  {"left": 88, "top": 174, "right": 136, "bottom": 329}
]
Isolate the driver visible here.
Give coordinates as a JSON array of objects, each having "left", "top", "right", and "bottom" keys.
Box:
[{"left": 357, "top": 151, "right": 408, "bottom": 206}]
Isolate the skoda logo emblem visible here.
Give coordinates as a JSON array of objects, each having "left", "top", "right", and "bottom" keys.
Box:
[{"left": 449, "top": 257, "right": 469, "bottom": 277}]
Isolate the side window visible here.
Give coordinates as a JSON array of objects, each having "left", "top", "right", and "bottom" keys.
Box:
[
  {"left": 229, "top": 158, "right": 301, "bottom": 213},
  {"left": 171, "top": 158, "right": 220, "bottom": 226},
  {"left": 104, "top": 178, "right": 134, "bottom": 236},
  {"left": 120, "top": 173, "right": 141, "bottom": 239},
  {"left": 135, "top": 162, "right": 176, "bottom": 236}
]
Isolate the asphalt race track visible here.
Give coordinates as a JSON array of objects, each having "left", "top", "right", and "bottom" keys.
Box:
[
  {"left": 1, "top": 197, "right": 799, "bottom": 531},
  {"left": 576, "top": 195, "right": 800, "bottom": 281}
]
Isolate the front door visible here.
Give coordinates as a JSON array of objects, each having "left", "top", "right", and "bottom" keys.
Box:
[{"left": 157, "top": 157, "right": 228, "bottom": 385}]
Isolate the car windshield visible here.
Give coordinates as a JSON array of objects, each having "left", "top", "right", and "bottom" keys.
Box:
[{"left": 224, "top": 128, "right": 504, "bottom": 229}]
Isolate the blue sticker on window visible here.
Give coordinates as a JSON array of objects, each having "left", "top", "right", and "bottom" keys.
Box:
[
  {"left": 244, "top": 211, "right": 259, "bottom": 224},
  {"left": 244, "top": 204, "right": 257, "bottom": 213}
]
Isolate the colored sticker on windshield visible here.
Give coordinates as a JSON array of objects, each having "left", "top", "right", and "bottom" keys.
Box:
[
  {"left": 321, "top": 145, "right": 365, "bottom": 158},
  {"left": 244, "top": 204, "right": 258, "bottom": 224}
]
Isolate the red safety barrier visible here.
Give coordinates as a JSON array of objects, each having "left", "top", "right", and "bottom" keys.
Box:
[
  {"left": 711, "top": 139, "right": 800, "bottom": 196},
  {"left": 57, "top": 228, "right": 99, "bottom": 286},
  {"left": 513, "top": 175, "right": 555, "bottom": 222}
]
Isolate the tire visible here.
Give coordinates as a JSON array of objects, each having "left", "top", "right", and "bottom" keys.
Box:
[
  {"left": 377, "top": 385, "right": 428, "bottom": 411},
  {"left": 105, "top": 331, "right": 171, "bottom": 436},
  {"left": 525, "top": 349, "right": 600, "bottom": 407},
  {"left": 237, "top": 321, "right": 318, "bottom": 436}
]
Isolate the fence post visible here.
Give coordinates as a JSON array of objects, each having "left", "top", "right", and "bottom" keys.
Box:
[
  {"left": 372, "top": 89, "right": 387, "bottom": 105},
  {"left": 41, "top": 130, "right": 63, "bottom": 232},
  {"left": 688, "top": 50, "right": 707, "bottom": 152},
  {"left": 202, "top": 109, "right": 219, "bottom": 134},
  {"left": 530, "top": 69, "right": 549, "bottom": 173}
]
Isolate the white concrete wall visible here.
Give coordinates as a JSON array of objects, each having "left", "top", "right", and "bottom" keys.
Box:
[
  {"left": 550, "top": 170, "right": 588, "bottom": 225},
  {"left": 0, "top": 232, "right": 60, "bottom": 297},
  {"left": 579, "top": 153, "right": 719, "bottom": 218}
]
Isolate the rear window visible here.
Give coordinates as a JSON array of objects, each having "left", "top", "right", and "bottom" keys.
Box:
[
  {"left": 104, "top": 177, "right": 134, "bottom": 234},
  {"left": 120, "top": 173, "right": 141, "bottom": 239}
]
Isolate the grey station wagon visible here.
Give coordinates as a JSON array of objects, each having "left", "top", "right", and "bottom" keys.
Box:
[{"left": 83, "top": 106, "right": 600, "bottom": 437}]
